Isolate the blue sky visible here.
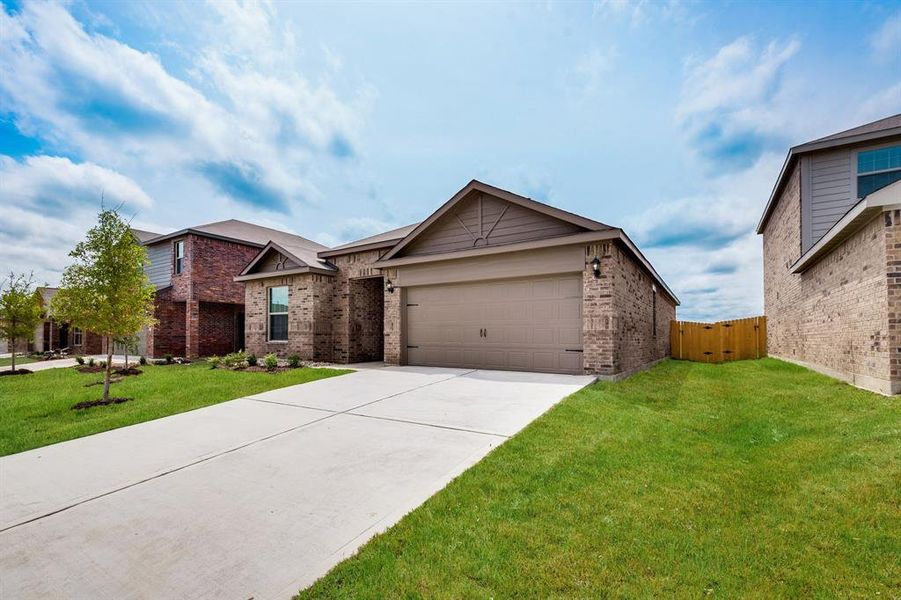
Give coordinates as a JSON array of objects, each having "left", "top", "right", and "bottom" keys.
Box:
[{"left": 1, "top": 0, "right": 899, "bottom": 320}]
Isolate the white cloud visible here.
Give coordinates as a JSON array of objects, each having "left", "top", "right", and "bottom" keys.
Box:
[
  {"left": 625, "top": 154, "right": 781, "bottom": 321},
  {"left": 566, "top": 46, "right": 618, "bottom": 102},
  {"left": 0, "top": 0, "right": 372, "bottom": 212},
  {"left": 871, "top": 12, "right": 901, "bottom": 62},
  {"left": 677, "top": 36, "right": 800, "bottom": 170},
  {"left": 0, "top": 155, "right": 155, "bottom": 284}
]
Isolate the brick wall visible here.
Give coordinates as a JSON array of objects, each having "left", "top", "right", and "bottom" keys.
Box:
[
  {"left": 763, "top": 162, "right": 893, "bottom": 393},
  {"left": 582, "top": 241, "right": 675, "bottom": 377},
  {"left": 165, "top": 235, "right": 260, "bottom": 304},
  {"left": 329, "top": 251, "right": 385, "bottom": 363},
  {"left": 198, "top": 302, "right": 241, "bottom": 356},
  {"left": 149, "top": 290, "right": 186, "bottom": 357},
  {"left": 349, "top": 277, "right": 384, "bottom": 362},
  {"left": 244, "top": 273, "right": 335, "bottom": 360},
  {"left": 383, "top": 267, "right": 402, "bottom": 366}
]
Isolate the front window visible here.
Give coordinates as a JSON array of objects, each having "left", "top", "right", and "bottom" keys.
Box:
[
  {"left": 268, "top": 286, "right": 289, "bottom": 341},
  {"left": 857, "top": 145, "right": 901, "bottom": 198},
  {"left": 174, "top": 240, "right": 185, "bottom": 274},
  {"left": 73, "top": 327, "right": 83, "bottom": 346}
]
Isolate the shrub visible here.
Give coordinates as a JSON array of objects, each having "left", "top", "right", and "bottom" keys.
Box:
[
  {"left": 207, "top": 356, "right": 221, "bottom": 370},
  {"left": 247, "top": 353, "right": 258, "bottom": 367},
  {"left": 264, "top": 353, "right": 278, "bottom": 371},
  {"left": 88, "top": 357, "right": 95, "bottom": 367},
  {"left": 222, "top": 351, "right": 248, "bottom": 369},
  {"left": 287, "top": 354, "right": 301, "bottom": 368},
  {"left": 75, "top": 356, "right": 85, "bottom": 365},
  {"left": 98, "top": 360, "right": 107, "bottom": 368},
  {"left": 153, "top": 359, "right": 167, "bottom": 366},
  {"left": 164, "top": 353, "right": 173, "bottom": 364},
  {"left": 139, "top": 356, "right": 147, "bottom": 365}
]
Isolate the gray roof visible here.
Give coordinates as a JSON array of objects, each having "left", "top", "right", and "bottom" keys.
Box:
[
  {"left": 322, "top": 222, "right": 421, "bottom": 255},
  {"left": 757, "top": 113, "right": 901, "bottom": 234},
  {"left": 143, "top": 219, "right": 326, "bottom": 251},
  {"left": 131, "top": 229, "right": 161, "bottom": 243}
]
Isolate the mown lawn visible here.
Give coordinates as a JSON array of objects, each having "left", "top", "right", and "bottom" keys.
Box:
[
  {"left": 0, "top": 355, "right": 37, "bottom": 367},
  {"left": 0, "top": 363, "right": 350, "bottom": 456},
  {"left": 300, "top": 358, "right": 899, "bottom": 598}
]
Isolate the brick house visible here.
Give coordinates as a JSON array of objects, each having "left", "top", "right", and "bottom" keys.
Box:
[
  {"left": 239, "top": 180, "right": 679, "bottom": 378},
  {"left": 34, "top": 287, "right": 104, "bottom": 355},
  {"left": 140, "top": 221, "right": 327, "bottom": 358},
  {"left": 757, "top": 113, "right": 901, "bottom": 394}
]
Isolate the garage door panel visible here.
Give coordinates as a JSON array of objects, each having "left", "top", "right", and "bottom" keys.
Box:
[{"left": 406, "top": 275, "right": 582, "bottom": 374}]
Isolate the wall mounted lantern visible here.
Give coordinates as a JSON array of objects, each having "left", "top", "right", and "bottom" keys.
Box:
[
  {"left": 385, "top": 279, "right": 395, "bottom": 293},
  {"left": 590, "top": 256, "right": 601, "bottom": 278}
]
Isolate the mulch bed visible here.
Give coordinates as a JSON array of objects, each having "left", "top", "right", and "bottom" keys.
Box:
[
  {"left": 76, "top": 365, "right": 106, "bottom": 373},
  {"left": 226, "top": 366, "right": 297, "bottom": 374},
  {"left": 72, "top": 397, "right": 133, "bottom": 410},
  {"left": 115, "top": 367, "right": 143, "bottom": 376},
  {"left": 0, "top": 368, "right": 33, "bottom": 376}
]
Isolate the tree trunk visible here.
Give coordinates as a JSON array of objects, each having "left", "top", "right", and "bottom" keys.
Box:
[
  {"left": 102, "top": 336, "right": 113, "bottom": 402},
  {"left": 10, "top": 336, "right": 16, "bottom": 372}
]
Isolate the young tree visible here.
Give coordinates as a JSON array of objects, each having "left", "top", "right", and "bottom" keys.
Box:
[
  {"left": 52, "top": 209, "right": 156, "bottom": 402},
  {"left": 0, "top": 273, "right": 43, "bottom": 373}
]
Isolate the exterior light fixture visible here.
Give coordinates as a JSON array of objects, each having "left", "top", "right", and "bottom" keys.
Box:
[
  {"left": 385, "top": 279, "right": 395, "bottom": 293},
  {"left": 590, "top": 256, "right": 601, "bottom": 278}
]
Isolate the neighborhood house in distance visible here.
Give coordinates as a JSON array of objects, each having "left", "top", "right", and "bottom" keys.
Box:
[
  {"left": 759, "top": 113, "right": 901, "bottom": 394},
  {"left": 133, "top": 179, "right": 679, "bottom": 378}
]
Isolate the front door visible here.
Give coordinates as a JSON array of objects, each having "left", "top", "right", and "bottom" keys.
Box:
[
  {"left": 58, "top": 324, "right": 69, "bottom": 349},
  {"left": 234, "top": 312, "right": 245, "bottom": 352}
]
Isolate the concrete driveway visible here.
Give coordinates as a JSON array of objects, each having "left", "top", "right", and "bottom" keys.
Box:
[{"left": 0, "top": 365, "right": 594, "bottom": 599}]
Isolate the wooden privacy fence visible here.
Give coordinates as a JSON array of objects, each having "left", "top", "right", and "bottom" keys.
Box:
[{"left": 670, "top": 316, "right": 767, "bottom": 363}]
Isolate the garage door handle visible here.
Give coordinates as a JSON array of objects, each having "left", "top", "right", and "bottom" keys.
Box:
[{"left": 565, "top": 349, "right": 583, "bottom": 353}]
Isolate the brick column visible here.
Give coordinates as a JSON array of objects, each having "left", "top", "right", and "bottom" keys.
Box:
[
  {"left": 383, "top": 271, "right": 402, "bottom": 366},
  {"left": 582, "top": 242, "right": 617, "bottom": 376},
  {"left": 185, "top": 300, "right": 200, "bottom": 358}
]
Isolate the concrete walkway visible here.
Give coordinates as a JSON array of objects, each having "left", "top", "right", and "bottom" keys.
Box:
[
  {"left": 0, "top": 354, "right": 131, "bottom": 373},
  {"left": 0, "top": 365, "right": 594, "bottom": 599}
]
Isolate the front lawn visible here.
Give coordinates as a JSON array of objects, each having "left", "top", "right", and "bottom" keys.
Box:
[
  {"left": 300, "top": 358, "right": 899, "bottom": 598},
  {"left": 0, "top": 355, "right": 37, "bottom": 367},
  {"left": 0, "top": 363, "right": 350, "bottom": 456}
]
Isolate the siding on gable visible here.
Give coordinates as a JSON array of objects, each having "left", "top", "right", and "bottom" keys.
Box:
[
  {"left": 251, "top": 249, "right": 300, "bottom": 274},
  {"left": 404, "top": 192, "right": 585, "bottom": 257},
  {"left": 146, "top": 243, "right": 173, "bottom": 289}
]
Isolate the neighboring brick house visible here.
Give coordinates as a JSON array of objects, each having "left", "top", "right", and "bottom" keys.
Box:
[
  {"left": 757, "top": 114, "right": 901, "bottom": 394},
  {"left": 33, "top": 287, "right": 104, "bottom": 355},
  {"left": 140, "top": 220, "right": 327, "bottom": 358},
  {"left": 239, "top": 180, "right": 678, "bottom": 378}
]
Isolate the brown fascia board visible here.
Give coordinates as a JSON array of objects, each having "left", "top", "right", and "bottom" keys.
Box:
[
  {"left": 756, "top": 125, "right": 901, "bottom": 234},
  {"left": 233, "top": 266, "right": 336, "bottom": 282},
  {"left": 379, "top": 180, "right": 611, "bottom": 262},
  {"left": 317, "top": 238, "right": 404, "bottom": 258},
  {"left": 374, "top": 228, "right": 680, "bottom": 305},
  {"left": 142, "top": 228, "right": 266, "bottom": 249}
]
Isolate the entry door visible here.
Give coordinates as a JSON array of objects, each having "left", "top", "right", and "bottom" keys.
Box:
[{"left": 405, "top": 275, "right": 583, "bottom": 374}]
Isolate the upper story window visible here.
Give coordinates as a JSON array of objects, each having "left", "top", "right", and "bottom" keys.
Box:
[
  {"left": 268, "top": 286, "right": 289, "bottom": 342},
  {"left": 857, "top": 145, "right": 901, "bottom": 198},
  {"left": 174, "top": 240, "right": 185, "bottom": 274},
  {"left": 73, "top": 328, "right": 83, "bottom": 346}
]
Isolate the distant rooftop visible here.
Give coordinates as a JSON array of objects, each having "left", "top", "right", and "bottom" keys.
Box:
[
  {"left": 326, "top": 222, "right": 421, "bottom": 253},
  {"left": 142, "top": 219, "right": 326, "bottom": 251}
]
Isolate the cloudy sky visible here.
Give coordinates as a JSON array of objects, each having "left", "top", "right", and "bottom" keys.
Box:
[{"left": 1, "top": 0, "right": 899, "bottom": 320}]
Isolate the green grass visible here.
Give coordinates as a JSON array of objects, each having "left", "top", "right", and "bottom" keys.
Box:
[
  {"left": 300, "top": 358, "right": 900, "bottom": 598},
  {"left": 0, "top": 355, "right": 37, "bottom": 367},
  {"left": 0, "top": 363, "right": 350, "bottom": 456}
]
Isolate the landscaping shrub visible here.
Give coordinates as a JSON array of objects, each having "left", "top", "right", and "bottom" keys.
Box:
[
  {"left": 164, "top": 353, "right": 173, "bottom": 364},
  {"left": 98, "top": 360, "right": 106, "bottom": 369},
  {"left": 247, "top": 353, "right": 258, "bottom": 367},
  {"left": 75, "top": 356, "right": 85, "bottom": 365},
  {"left": 139, "top": 356, "right": 146, "bottom": 366},
  {"left": 264, "top": 353, "right": 278, "bottom": 371},
  {"left": 222, "top": 351, "right": 248, "bottom": 369},
  {"left": 207, "top": 356, "right": 221, "bottom": 370},
  {"left": 87, "top": 357, "right": 95, "bottom": 367},
  {"left": 287, "top": 354, "right": 301, "bottom": 368}
]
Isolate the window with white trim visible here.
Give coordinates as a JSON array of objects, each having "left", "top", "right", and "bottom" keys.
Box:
[
  {"left": 857, "top": 145, "right": 901, "bottom": 198},
  {"left": 268, "top": 286, "right": 289, "bottom": 341},
  {"left": 73, "top": 327, "right": 83, "bottom": 346},
  {"left": 174, "top": 240, "right": 185, "bottom": 274}
]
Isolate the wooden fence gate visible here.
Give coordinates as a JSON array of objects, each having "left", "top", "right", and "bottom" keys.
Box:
[{"left": 670, "top": 316, "right": 767, "bottom": 363}]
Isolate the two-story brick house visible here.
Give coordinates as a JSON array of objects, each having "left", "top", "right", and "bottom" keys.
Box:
[
  {"left": 140, "top": 220, "right": 327, "bottom": 358},
  {"left": 238, "top": 180, "right": 679, "bottom": 378},
  {"left": 758, "top": 113, "right": 901, "bottom": 394}
]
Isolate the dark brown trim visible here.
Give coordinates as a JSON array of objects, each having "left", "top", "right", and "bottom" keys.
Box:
[
  {"left": 318, "top": 238, "right": 403, "bottom": 258},
  {"left": 143, "top": 228, "right": 266, "bottom": 249}
]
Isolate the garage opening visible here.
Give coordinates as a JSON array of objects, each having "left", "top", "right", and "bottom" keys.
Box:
[
  {"left": 405, "top": 274, "right": 583, "bottom": 374},
  {"left": 349, "top": 277, "right": 384, "bottom": 362}
]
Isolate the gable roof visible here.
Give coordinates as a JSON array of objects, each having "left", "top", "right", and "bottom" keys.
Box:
[
  {"left": 379, "top": 179, "right": 612, "bottom": 262},
  {"left": 131, "top": 228, "right": 160, "bottom": 243},
  {"left": 142, "top": 219, "right": 327, "bottom": 251},
  {"left": 235, "top": 239, "right": 337, "bottom": 282},
  {"left": 318, "top": 222, "right": 421, "bottom": 258},
  {"left": 756, "top": 113, "right": 901, "bottom": 234}
]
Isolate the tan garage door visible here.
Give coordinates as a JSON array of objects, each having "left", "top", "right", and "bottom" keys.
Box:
[{"left": 405, "top": 274, "right": 583, "bottom": 374}]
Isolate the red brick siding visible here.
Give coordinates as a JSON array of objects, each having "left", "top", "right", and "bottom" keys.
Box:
[
  {"left": 150, "top": 293, "right": 186, "bottom": 357},
  {"left": 198, "top": 302, "right": 241, "bottom": 357},
  {"left": 349, "top": 277, "right": 384, "bottom": 362},
  {"left": 330, "top": 251, "right": 385, "bottom": 363}
]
